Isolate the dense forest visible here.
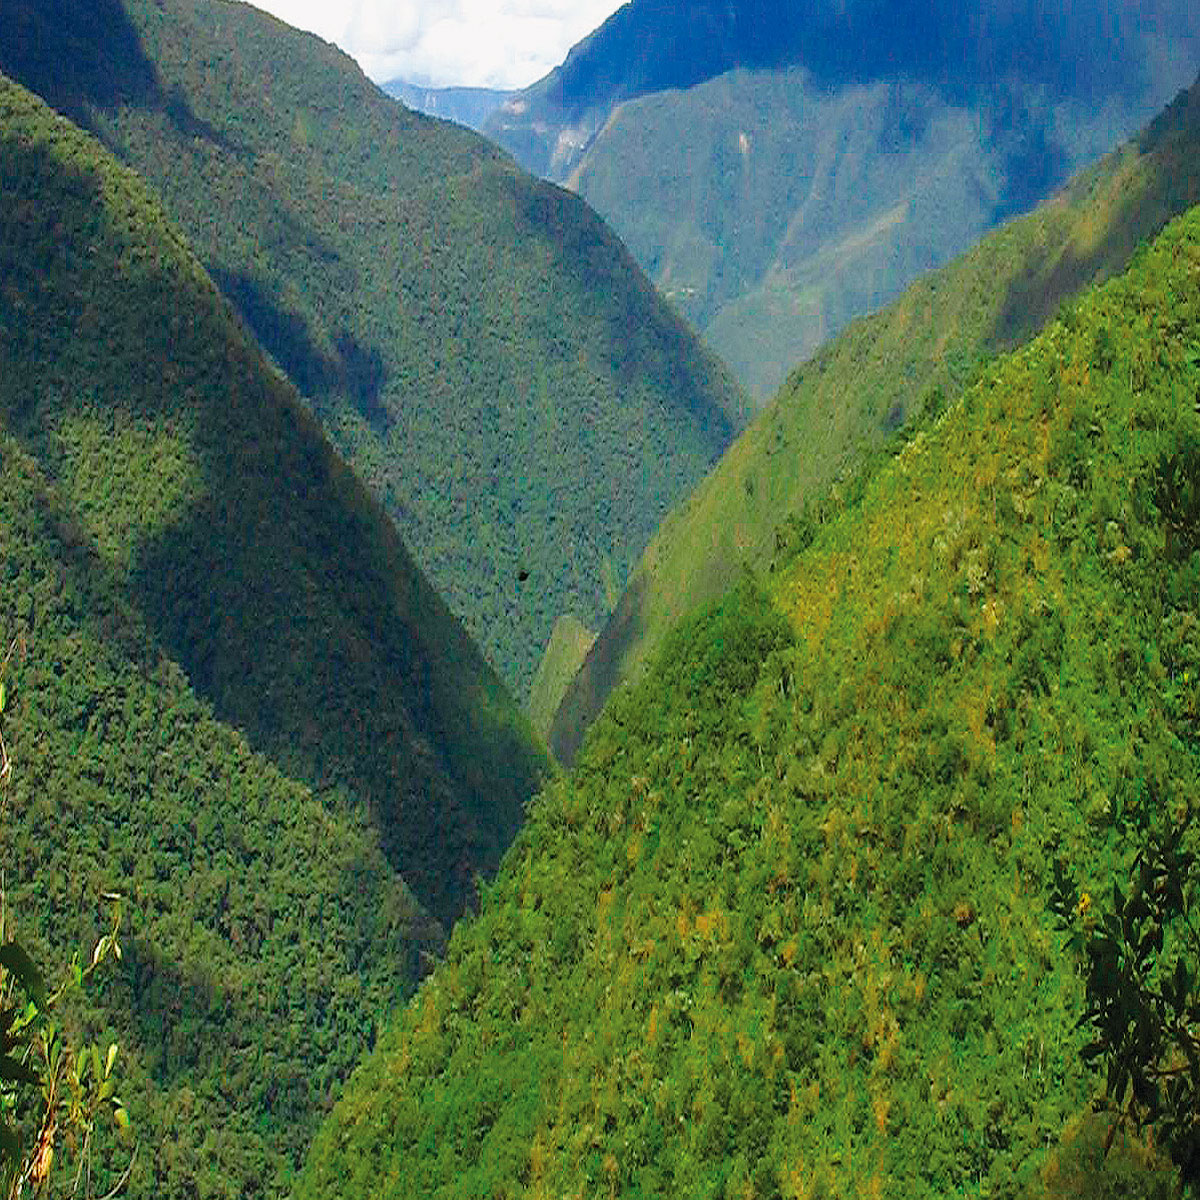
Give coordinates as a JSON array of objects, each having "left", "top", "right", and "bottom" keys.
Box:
[
  {"left": 1, "top": 3, "right": 1198, "bottom": 1198},
  {"left": 0, "top": 0, "right": 747, "bottom": 700},
  {"left": 488, "top": 0, "right": 1197, "bottom": 400},
  {"left": 551, "top": 75, "right": 1200, "bottom": 764},
  {"left": 0, "top": 71, "right": 547, "bottom": 1197},
  {"left": 297, "top": 204, "right": 1200, "bottom": 1198}
]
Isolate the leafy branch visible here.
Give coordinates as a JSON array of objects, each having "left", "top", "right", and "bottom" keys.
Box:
[
  {"left": 0, "top": 649, "right": 134, "bottom": 1199},
  {"left": 1050, "top": 814, "right": 1200, "bottom": 1187}
]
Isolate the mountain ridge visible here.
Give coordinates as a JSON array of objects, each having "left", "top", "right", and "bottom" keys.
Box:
[
  {"left": 549, "top": 71, "right": 1200, "bottom": 763},
  {"left": 0, "top": 0, "right": 748, "bottom": 700}
]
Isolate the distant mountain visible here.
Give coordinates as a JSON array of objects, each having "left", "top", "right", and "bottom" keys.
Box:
[
  {"left": 297, "top": 195, "right": 1200, "bottom": 1200},
  {"left": 549, "top": 73, "right": 1200, "bottom": 763},
  {"left": 383, "top": 79, "right": 513, "bottom": 132},
  {"left": 489, "top": 0, "right": 1198, "bottom": 180},
  {"left": 0, "top": 69, "right": 546, "bottom": 1197},
  {"left": 487, "top": 0, "right": 1198, "bottom": 400},
  {"left": 0, "top": 0, "right": 747, "bottom": 702}
]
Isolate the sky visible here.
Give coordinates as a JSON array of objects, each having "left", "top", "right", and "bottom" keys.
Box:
[{"left": 250, "top": 0, "right": 627, "bottom": 90}]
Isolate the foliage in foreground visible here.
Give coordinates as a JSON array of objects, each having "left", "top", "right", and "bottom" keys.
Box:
[
  {"left": 0, "top": 897, "right": 131, "bottom": 1200},
  {"left": 1, "top": 654, "right": 133, "bottom": 1200},
  {"left": 298, "top": 207, "right": 1200, "bottom": 1198},
  {"left": 1052, "top": 818, "right": 1200, "bottom": 1188}
]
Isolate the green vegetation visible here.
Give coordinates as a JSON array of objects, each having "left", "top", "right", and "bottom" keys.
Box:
[
  {"left": 0, "top": 0, "right": 747, "bottom": 700},
  {"left": 0, "top": 879, "right": 131, "bottom": 1199},
  {"left": 297, "top": 204, "right": 1200, "bottom": 1199},
  {"left": 0, "top": 72, "right": 548, "bottom": 927},
  {"left": 0, "top": 72, "right": 550, "bottom": 1197},
  {"left": 527, "top": 615, "right": 597, "bottom": 741},
  {"left": 1052, "top": 819, "right": 1200, "bottom": 1187},
  {"left": 551, "top": 74, "right": 1200, "bottom": 764},
  {"left": 570, "top": 66, "right": 1152, "bottom": 401}
]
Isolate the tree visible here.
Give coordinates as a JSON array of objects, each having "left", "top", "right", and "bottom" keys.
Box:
[
  {"left": 1051, "top": 814, "right": 1200, "bottom": 1188},
  {"left": 0, "top": 643, "right": 133, "bottom": 1199}
]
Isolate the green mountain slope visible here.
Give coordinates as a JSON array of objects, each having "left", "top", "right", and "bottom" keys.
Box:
[
  {"left": 0, "top": 430, "right": 440, "bottom": 1198},
  {"left": 296, "top": 203, "right": 1200, "bottom": 1199},
  {"left": 0, "top": 70, "right": 549, "bottom": 930},
  {"left": 0, "top": 0, "right": 746, "bottom": 700},
  {"left": 570, "top": 67, "right": 1177, "bottom": 401},
  {"left": 550, "top": 76, "right": 1200, "bottom": 764},
  {"left": 489, "top": 0, "right": 1196, "bottom": 402},
  {"left": 0, "top": 74, "right": 474, "bottom": 1199}
]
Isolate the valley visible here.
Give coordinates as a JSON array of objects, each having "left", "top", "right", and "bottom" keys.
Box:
[
  {"left": 489, "top": 0, "right": 1199, "bottom": 401},
  {"left": 0, "top": 2, "right": 1197, "bottom": 1197}
]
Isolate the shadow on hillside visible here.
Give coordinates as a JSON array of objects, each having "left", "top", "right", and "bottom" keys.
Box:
[
  {"left": 993, "top": 73, "right": 1200, "bottom": 348},
  {"left": 0, "top": 0, "right": 235, "bottom": 151},
  {"left": 210, "top": 268, "right": 392, "bottom": 434},
  {"left": 550, "top": 570, "right": 648, "bottom": 766},
  {"left": 992, "top": 159, "right": 1200, "bottom": 350}
]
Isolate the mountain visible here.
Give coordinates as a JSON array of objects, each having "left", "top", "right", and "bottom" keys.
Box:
[
  {"left": 489, "top": 0, "right": 1199, "bottom": 175},
  {"left": 296, "top": 199, "right": 1200, "bottom": 1200},
  {"left": 0, "top": 48, "right": 550, "bottom": 929},
  {"left": 549, "top": 73, "right": 1200, "bottom": 765},
  {"left": 382, "top": 79, "right": 513, "bottom": 132},
  {"left": 0, "top": 69, "right": 546, "bottom": 1195},
  {"left": 0, "top": 0, "right": 747, "bottom": 701},
  {"left": 487, "top": 0, "right": 1199, "bottom": 399}
]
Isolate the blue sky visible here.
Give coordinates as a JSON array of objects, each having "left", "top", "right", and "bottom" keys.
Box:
[{"left": 251, "top": 0, "right": 626, "bottom": 89}]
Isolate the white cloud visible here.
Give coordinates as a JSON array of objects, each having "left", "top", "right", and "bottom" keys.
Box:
[{"left": 250, "top": 0, "right": 626, "bottom": 89}]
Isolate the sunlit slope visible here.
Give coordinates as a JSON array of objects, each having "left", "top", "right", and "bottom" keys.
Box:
[
  {"left": 549, "top": 77, "right": 1200, "bottom": 764},
  {"left": 0, "top": 75, "right": 466, "bottom": 1200},
  {"left": 0, "top": 73, "right": 549, "bottom": 931},
  {"left": 297, "top": 203, "right": 1200, "bottom": 1199},
  {"left": 0, "top": 0, "right": 746, "bottom": 699}
]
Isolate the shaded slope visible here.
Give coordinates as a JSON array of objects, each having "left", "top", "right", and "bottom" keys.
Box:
[
  {"left": 297, "top": 204, "right": 1200, "bottom": 1200},
  {"left": 0, "top": 73, "right": 549, "bottom": 928},
  {"left": 550, "top": 75, "right": 1200, "bottom": 764},
  {"left": 0, "top": 75, "right": 465, "bottom": 1200},
  {"left": 0, "top": 428, "right": 440, "bottom": 1197},
  {"left": 0, "top": 0, "right": 746, "bottom": 699}
]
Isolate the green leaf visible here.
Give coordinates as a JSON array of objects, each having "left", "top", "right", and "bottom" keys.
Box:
[
  {"left": 0, "top": 1118, "right": 18, "bottom": 1166},
  {"left": 0, "top": 1052, "right": 39, "bottom": 1087},
  {"left": 0, "top": 942, "right": 46, "bottom": 1010},
  {"left": 1174, "top": 958, "right": 1190, "bottom": 1006},
  {"left": 105, "top": 1042, "right": 118, "bottom": 1079}
]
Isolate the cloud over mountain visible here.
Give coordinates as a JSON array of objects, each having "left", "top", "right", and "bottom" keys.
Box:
[{"left": 252, "top": 0, "right": 625, "bottom": 87}]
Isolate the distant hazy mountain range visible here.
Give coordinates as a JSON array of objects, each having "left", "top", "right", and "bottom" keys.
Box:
[
  {"left": 383, "top": 79, "right": 514, "bottom": 132},
  {"left": 486, "top": 0, "right": 1200, "bottom": 398}
]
